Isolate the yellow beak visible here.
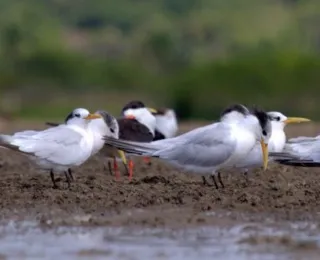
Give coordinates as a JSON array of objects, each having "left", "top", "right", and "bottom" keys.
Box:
[
  {"left": 117, "top": 150, "right": 127, "bottom": 165},
  {"left": 260, "top": 140, "right": 269, "bottom": 170},
  {"left": 84, "top": 113, "right": 102, "bottom": 120},
  {"left": 147, "top": 107, "right": 158, "bottom": 114},
  {"left": 284, "top": 117, "right": 311, "bottom": 124}
]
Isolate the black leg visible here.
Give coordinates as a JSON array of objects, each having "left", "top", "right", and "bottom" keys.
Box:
[
  {"left": 202, "top": 176, "right": 212, "bottom": 186},
  {"left": 68, "top": 168, "right": 74, "bottom": 181},
  {"left": 50, "top": 170, "right": 58, "bottom": 189},
  {"left": 210, "top": 175, "right": 219, "bottom": 189},
  {"left": 108, "top": 161, "right": 113, "bottom": 175},
  {"left": 123, "top": 161, "right": 130, "bottom": 177},
  {"left": 64, "top": 171, "right": 71, "bottom": 188},
  {"left": 217, "top": 172, "right": 225, "bottom": 188},
  {"left": 243, "top": 169, "right": 249, "bottom": 182}
]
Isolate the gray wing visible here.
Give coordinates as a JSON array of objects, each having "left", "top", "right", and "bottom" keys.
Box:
[
  {"left": 152, "top": 123, "right": 236, "bottom": 168},
  {"left": 1, "top": 126, "right": 86, "bottom": 166},
  {"left": 271, "top": 140, "right": 320, "bottom": 165},
  {"left": 288, "top": 135, "right": 320, "bottom": 144},
  {"left": 284, "top": 141, "right": 320, "bottom": 161}
]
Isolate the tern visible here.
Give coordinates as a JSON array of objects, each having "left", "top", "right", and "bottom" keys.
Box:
[
  {"left": 235, "top": 112, "right": 311, "bottom": 172},
  {"left": 103, "top": 107, "right": 272, "bottom": 187},
  {"left": 46, "top": 110, "right": 129, "bottom": 180},
  {"left": 0, "top": 108, "right": 102, "bottom": 188},
  {"left": 202, "top": 104, "right": 250, "bottom": 188},
  {"left": 47, "top": 101, "right": 157, "bottom": 180}
]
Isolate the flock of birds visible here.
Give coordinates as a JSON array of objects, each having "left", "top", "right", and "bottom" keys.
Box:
[{"left": 0, "top": 100, "right": 318, "bottom": 189}]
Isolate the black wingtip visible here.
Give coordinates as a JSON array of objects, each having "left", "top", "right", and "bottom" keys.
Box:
[{"left": 275, "top": 159, "right": 320, "bottom": 168}]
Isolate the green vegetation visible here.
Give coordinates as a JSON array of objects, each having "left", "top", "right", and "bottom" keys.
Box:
[{"left": 0, "top": 0, "right": 319, "bottom": 119}]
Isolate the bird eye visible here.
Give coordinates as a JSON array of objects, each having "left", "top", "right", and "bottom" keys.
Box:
[
  {"left": 262, "top": 130, "right": 267, "bottom": 136},
  {"left": 110, "top": 128, "right": 115, "bottom": 133},
  {"left": 74, "top": 113, "right": 80, "bottom": 118},
  {"left": 276, "top": 116, "right": 280, "bottom": 121}
]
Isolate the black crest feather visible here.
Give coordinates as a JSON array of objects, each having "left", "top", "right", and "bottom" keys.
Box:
[
  {"left": 121, "top": 100, "right": 146, "bottom": 114},
  {"left": 220, "top": 104, "right": 249, "bottom": 118},
  {"left": 251, "top": 106, "right": 269, "bottom": 130}
]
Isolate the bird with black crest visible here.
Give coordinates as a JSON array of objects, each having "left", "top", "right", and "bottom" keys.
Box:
[
  {"left": 46, "top": 110, "right": 129, "bottom": 180},
  {"left": 2, "top": 108, "right": 103, "bottom": 189}
]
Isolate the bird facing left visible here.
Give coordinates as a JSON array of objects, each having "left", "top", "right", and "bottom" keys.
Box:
[{"left": 0, "top": 108, "right": 102, "bottom": 189}]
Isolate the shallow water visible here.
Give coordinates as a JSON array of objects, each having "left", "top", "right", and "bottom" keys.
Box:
[{"left": 0, "top": 216, "right": 320, "bottom": 260}]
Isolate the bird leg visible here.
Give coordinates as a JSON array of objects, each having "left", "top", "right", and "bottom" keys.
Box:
[
  {"left": 64, "top": 171, "right": 71, "bottom": 188},
  {"left": 50, "top": 170, "right": 58, "bottom": 189},
  {"left": 113, "top": 157, "right": 120, "bottom": 180},
  {"left": 128, "top": 159, "right": 134, "bottom": 181},
  {"left": 242, "top": 169, "right": 250, "bottom": 182},
  {"left": 202, "top": 176, "right": 212, "bottom": 186},
  {"left": 210, "top": 175, "right": 219, "bottom": 189},
  {"left": 217, "top": 172, "right": 225, "bottom": 188},
  {"left": 143, "top": 157, "right": 152, "bottom": 166},
  {"left": 122, "top": 160, "right": 130, "bottom": 177},
  {"left": 68, "top": 168, "right": 74, "bottom": 181},
  {"left": 107, "top": 161, "right": 113, "bottom": 176}
]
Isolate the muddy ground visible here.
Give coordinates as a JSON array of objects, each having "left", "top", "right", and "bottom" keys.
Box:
[{"left": 0, "top": 121, "right": 319, "bottom": 229}]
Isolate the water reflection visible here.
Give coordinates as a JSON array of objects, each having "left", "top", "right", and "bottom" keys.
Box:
[{"left": 0, "top": 220, "right": 319, "bottom": 260}]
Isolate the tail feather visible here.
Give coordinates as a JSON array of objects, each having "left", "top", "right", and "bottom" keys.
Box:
[
  {"left": 0, "top": 135, "right": 25, "bottom": 154},
  {"left": 103, "top": 137, "right": 162, "bottom": 157}
]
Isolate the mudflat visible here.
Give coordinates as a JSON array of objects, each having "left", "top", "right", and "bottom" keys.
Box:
[{"left": 0, "top": 121, "right": 319, "bottom": 229}]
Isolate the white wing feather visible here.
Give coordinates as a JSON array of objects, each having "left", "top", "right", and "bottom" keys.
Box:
[{"left": 0, "top": 126, "right": 88, "bottom": 166}]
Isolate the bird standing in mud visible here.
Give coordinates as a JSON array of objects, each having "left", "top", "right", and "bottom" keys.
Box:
[
  {"left": 0, "top": 108, "right": 102, "bottom": 189},
  {"left": 47, "top": 110, "right": 129, "bottom": 180},
  {"left": 103, "top": 107, "right": 272, "bottom": 189},
  {"left": 117, "top": 100, "right": 158, "bottom": 179},
  {"left": 201, "top": 104, "right": 250, "bottom": 188},
  {"left": 47, "top": 100, "right": 157, "bottom": 181}
]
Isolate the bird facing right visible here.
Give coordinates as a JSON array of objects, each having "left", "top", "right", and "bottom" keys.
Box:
[
  {"left": 234, "top": 111, "right": 311, "bottom": 172},
  {"left": 0, "top": 108, "right": 102, "bottom": 188}
]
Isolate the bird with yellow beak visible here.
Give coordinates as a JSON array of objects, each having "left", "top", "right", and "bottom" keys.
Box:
[{"left": 235, "top": 111, "right": 311, "bottom": 173}]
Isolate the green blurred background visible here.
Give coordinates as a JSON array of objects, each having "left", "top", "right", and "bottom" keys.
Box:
[{"left": 0, "top": 0, "right": 319, "bottom": 120}]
